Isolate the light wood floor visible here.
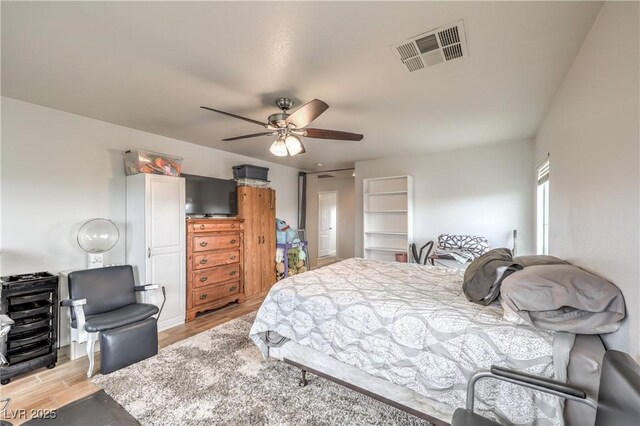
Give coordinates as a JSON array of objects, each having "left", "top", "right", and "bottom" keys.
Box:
[
  {"left": 317, "top": 256, "right": 341, "bottom": 268},
  {"left": 0, "top": 293, "right": 266, "bottom": 425}
]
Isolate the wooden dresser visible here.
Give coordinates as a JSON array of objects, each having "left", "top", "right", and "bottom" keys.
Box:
[{"left": 186, "top": 218, "right": 244, "bottom": 322}]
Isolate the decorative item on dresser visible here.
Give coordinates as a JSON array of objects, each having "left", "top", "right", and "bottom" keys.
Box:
[
  {"left": 236, "top": 186, "right": 276, "bottom": 297},
  {"left": 186, "top": 218, "right": 244, "bottom": 322}
]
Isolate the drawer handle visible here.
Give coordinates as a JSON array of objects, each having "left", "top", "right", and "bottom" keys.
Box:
[
  {"left": 199, "top": 224, "right": 205, "bottom": 230},
  {"left": 199, "top": 241, "right": 208, "bottom": 247},
  {"left": 230, "top": 239, "right": 237, "bottom": 244},
  {"left": 199, "top": 258, "right": 208, "bottom": 265},
  {"left": 229, "top": 286, "right": 237, "bottom": 292},
  {"left": 230, "top": 270, "right": 237, "bottom": 276},
  {"left": 199, "top": 276, "right": 208, "bottom": 283},
  {"left": 199, "top": 293, "right": 208, "bottom": 300},
  {"left": 230, "top": 224, "right": 235, "bottom": 228},
  {"left": 229, "top": 255, "right": 237, "bottom": 260}
]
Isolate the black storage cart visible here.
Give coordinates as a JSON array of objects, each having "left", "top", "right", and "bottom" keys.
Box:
[{"left": 0, "top": 272, "right": 58, "bottom": 385}]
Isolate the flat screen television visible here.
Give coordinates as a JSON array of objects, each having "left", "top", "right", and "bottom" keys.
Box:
[{"left": 182, "top": 173, "right": 237, "bottom": 217}]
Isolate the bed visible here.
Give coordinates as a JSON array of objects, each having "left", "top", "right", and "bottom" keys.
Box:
[{"left": 249, "top": 258, "right": 604, "bottom": 425}]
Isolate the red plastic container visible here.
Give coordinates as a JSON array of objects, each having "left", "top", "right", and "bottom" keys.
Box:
[{"left": 395, "top": 253, "right": 408, "bottom": 262}]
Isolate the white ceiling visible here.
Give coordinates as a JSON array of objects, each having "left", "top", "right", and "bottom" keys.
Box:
[{"left": 1, "top": 1, "right": 602, "bottom": 171}]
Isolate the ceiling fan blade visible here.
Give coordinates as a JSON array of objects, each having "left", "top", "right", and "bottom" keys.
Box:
[
  {"left": 285, "top": 99, "right": 329, "bottom": 129},
  {"left": 304, "top": 128, "right": 364, "bottom": 141},
  {"left": 200, "top": 106, "right": 267, "bottom": 127},
  {"left": 222, "top": 132, "right": 276, "bottom": 141}
]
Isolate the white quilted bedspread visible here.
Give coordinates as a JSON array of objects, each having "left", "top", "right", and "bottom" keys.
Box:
[{"left": 250, "top": 258, "right": 568, "bottom": 425}]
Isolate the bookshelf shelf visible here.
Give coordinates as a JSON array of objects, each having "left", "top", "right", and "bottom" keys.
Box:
[
  {"left": 364, "top": 190, "right": 408, "bottom": 196},
  {"left": 365, "top": 247, "right": 408, "bottom": 252},
  {"left": 365, "top": 231, "right": 408, "bottom": 236}
]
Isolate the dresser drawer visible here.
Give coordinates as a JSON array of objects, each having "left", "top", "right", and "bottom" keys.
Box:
[
  {"left": 193, "top": 264, "right": 240, "bottom": 288},
  {"left": 192, "top": 234, "right": 240, "bottom": 252},
  {"left": 191, "top": 222, "right": 239, "bottom": 233},
  {"left": 193, "top": 250, "right": 239, "bottom": 270},
  {"left": 193, "top": 281, "right": 240, "bottom": 306}
]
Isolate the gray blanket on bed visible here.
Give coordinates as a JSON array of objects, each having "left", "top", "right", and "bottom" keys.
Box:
[{"left": 250, "top": 258, "right": 572, "bottom": 425}]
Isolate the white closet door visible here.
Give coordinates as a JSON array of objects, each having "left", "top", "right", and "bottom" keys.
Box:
[
  {"left": 318, "top": 191, "right": 337, "bottom": 258},
  {"left": 146, "top": 175, "right": 185, "bottom": 330}
]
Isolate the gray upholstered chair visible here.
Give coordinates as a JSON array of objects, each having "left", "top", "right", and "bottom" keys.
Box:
[
  {"left": 60, "top": 265, "right": 164, "bottom": 377},
  {"left": 452, "top": 350, "right": 640, "bottom": 426}
]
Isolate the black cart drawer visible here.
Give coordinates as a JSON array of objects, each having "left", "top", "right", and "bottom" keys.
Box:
[
  {"left": 8, "top": 314, "right": 52, "bottom": 335},
  {"left": 7, "top": 340, "right": 53, "bottom": 365},
  {"left": 9, "top": 300, "right": 52, "bottom": 319},
  {"left": 9, "top": 292, "right": 52, "bottom": 306},
  {"left": 7, "top": 326, "right": 52, "bottom": 348}
]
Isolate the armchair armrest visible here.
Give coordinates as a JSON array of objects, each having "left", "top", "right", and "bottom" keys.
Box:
[
  {"left": 0, "top": 314, "right": 14, "bottom": 326},
  {"left": 60, "top": 298, "right": 87, "bottom": 307},
  {"left": 490, "top": 366, "right": 586, "bottom": 399},
  {"left": 135, "top": 284, "right": 159, "bottom": 291},
  {"left": 465, "top": 366, "right": 596, "bottom": 412},
  {"left": 59, "top": 299, "right": 88, "bottom": 332},
  {"left": 134, "top": 285, "right": 167, "bottom": 321}
]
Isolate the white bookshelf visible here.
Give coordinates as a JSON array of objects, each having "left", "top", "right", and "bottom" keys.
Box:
[{"left": 363, "top": 175, "right": 413, "bottom": 262}]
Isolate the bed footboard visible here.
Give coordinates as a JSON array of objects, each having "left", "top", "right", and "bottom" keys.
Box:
[{"left": 283, "top": 357, "right": 449, "bottom": 426}]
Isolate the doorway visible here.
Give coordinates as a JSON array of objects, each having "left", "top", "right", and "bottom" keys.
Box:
[{"left": 317, "top": 191, "right": 337, "bottom": 258}]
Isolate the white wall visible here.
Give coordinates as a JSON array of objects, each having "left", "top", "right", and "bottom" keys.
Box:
[
  {"left": 534, "top": 2, "right": 640, "bottom": 360},
  {"left": 1, "top": 97, "right": 300, "bottom": 276},
  {"left": 306, "top": 174, "right": 355, "bottom": 267},
  {"left": 355, "top": 139, "right": 535, "bottom": 258}
]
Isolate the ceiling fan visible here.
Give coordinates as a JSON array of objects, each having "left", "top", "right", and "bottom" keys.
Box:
[{"left": 200, "top": 98, "right": 363, "bottom": 157}]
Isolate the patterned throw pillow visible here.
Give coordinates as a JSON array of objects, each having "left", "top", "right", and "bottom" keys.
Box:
[{"left": 437, "top": 234, "right": 490, "bottom": 258}]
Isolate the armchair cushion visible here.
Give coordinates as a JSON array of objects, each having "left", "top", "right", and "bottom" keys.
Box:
[
  {"left": 595, "top": 350, "right": 640, "bottom": 426},
  {"left": 68, "top": 266, "right": 137, "bottom": 317},
  {"left": 100, "top": 317, "right": 158, "bottom": 374},
  {"left": 83, "top": 303, "right": 158, "bottom": 332}
]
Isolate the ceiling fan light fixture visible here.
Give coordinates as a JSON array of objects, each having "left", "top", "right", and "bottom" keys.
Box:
[
  {"left": 284, "top": 134, "right": 304, "bottom": 156},
  {"left": 269, "top": 138, "right": 288, "bottom": 157},
  {"left": 201, "top": 97, "right": 363, "bottom": 157}
]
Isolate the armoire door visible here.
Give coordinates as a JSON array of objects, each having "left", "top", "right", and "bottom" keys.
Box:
[
  {"left": 260, "top": 189, "right": 276, "bottom": 291},
  {"left": 146, "top": 175, "right": 185, "bottom": 330},
  {"left": 238, "top": 186, "right": 261, "bottom": 297}
]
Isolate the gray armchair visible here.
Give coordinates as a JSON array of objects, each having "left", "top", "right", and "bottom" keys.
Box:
[
  {"left": 60, "top": 265, "right": 165, "bottom": 377},
  {"left": 452, "top": 350, "right": 640, "bottom": 426}
]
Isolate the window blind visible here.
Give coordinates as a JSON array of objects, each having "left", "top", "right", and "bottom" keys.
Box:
[{"left": 537, "top": 158, "right": 550, "bottom": 185}]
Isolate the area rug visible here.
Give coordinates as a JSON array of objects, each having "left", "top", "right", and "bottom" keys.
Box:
[{"left": 92, "top": 313, "right": 431, "bottom": 425}]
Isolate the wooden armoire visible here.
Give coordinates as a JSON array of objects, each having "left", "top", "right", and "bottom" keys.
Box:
[{"left": 237, "top": 186, "right": 276, "bottom": 296}]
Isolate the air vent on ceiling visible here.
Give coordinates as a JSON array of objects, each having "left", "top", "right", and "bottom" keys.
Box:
[
  {"left": 390, "top": 20, "right": 468, "bottom": 73},
  {"left": 318, "top": 174, "right": 335, "bottom": 179}
]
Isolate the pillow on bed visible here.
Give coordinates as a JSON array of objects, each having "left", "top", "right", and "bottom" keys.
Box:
[
  {"left": 514, "top": 255, "right": 569, "bottom": 267},
  {"left": 462, "top": 248, "right": 522, "bottom": 305},
  {"left": 501, "top": 264, "right": 625, "bottom": 334}
]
